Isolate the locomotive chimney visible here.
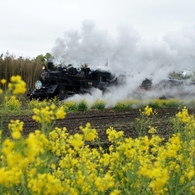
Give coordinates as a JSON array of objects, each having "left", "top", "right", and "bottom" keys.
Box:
[{"left": 48, "top": 62, "right": 54, "bottom": 70}]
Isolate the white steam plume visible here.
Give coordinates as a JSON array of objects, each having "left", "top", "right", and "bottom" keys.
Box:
[{"left": 51, "top": 20, "right": 195, "bottom": 106}]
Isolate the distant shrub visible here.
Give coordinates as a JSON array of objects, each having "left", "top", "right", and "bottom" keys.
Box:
[
  {"left": 91, "top": 100, "right": 106, "bottom": 110},
  {"left": 114, "top": 100, "right": 140, "bottom": 110},
  {"left": 28, "top": 99, "right": 49, "bottom": 109},
  {"left": 77, "top": 100, "right": 88, "bottom": 111},
  {"left": 5, "top": 97, "right": 22, "bottom": 112},
  {"left": 163, "top": 98, "right": 183, "bottom": 108},
  {"left": 114, "top": 101, "right": 128, "bottom": 110},
  {"left": 63, "top": 101, "right": 77, "bottom": 112}
]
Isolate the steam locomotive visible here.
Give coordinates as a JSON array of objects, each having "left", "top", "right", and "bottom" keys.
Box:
[
  {"left": 28, "top": 62, "right": 117, "bottom": 100},
  {"left": 28, "top": 61, "right": 195, "bottom": 101}
]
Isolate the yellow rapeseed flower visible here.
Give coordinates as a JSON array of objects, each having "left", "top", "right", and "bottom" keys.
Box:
[
  {"left": 11, "top": 131, "right": 22, "bottom": 139},
  {"left": 28, "top": 173, "right": 63, "bottom": 194},
  {"left": 59, "top": 155, "right": 79, "bottom": 169},
  {"left": 8, "top": 120, "right": 24, "bottom": 132},
  {"left": 8, "top": 75, "right": 26, "bottom": 94},
  {"left": 2, "top": 138, "right": 14, "bottom": 155},
  {"left": 1, "top": 78, "right": 6, "bottom": 84},
  {"left": 68, "top": 133, "right": 84, "bottom": 151},
  {"left": 106, "top": 127, "right": 124, "bottom": 142},
  {"left": 95, "top": 172, "right": 115, "bottom": 192},
  {"left": 0, "top": 168, "right": 9, "bottom": 184},
  {"left": 176, "top": 106, "right": 191, "bottom": 123},
  {"left": 186, "top": 168, "right": 194, "bottom": 181},
  {"left": 110, "top": 189, "right": 121, "bottom": 195},
  {"left": 55, "top": 106, "right": 66, "bottom": 119},
  {"left": 148, "top": 126, "right": 157, "bottom": 134},
  {"left": 144, "top": 105, "right": 153, "bottom": 116},
  {"left": 79, "top": 122, "right": 98, "bottom": 141}
]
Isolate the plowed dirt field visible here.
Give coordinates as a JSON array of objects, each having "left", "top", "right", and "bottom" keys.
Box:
[{"left": 5, "top": 107, "right": 195, "bottom": 145}]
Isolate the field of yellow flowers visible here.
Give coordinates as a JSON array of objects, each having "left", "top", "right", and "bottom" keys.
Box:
[{"left": 0, "top": 76, "right": 194, "bottom": 195}]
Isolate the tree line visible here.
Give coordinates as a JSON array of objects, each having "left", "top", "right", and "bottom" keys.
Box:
[{"left": 0, "top": 52, "right": 52, "bottom": 93}]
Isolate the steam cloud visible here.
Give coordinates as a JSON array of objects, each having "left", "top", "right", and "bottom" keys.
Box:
[{"left": 51, "top": 20, "right": 195, "bottom": 106}]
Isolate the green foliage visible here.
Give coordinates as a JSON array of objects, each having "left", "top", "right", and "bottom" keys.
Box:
[
  {"left": 63, "top": 101, "right": 77, "bottom": 112},
  {"left": 114, "top": 100, "right": 141, "bottom": 110},
  {"left": 134, "top": 106, "right": 156, "bottom": 136},
  {"left": 5, "top": 98, "right": 22, "bottom": 111},
  {"left": 91, "top": 100, "right": 106, "bottom": 110},
  {"left": 28, "top": 99, "right": 48, "bottom": 110},
  {"left": 35, "top": 53, "right": 52, "bottom": 63},
  {"left": 77, "top": 100, "right": 88, "bottom": 111},
  {"left": 114, "top": 101, "right": 128, "bottom": 110},
  {"left": 27, "top": 98, "right": 195, "bottom": 114},
  {"left": 147, "top": 98, "right": 184, "bottom": 109},
  {"left": 35, "top": 54, "right": 45, "bottom": 63},
  {"left": 45, "top": 53, "right": 52, "bottom": 61}
]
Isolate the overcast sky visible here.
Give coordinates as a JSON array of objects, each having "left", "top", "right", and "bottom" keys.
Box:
[{"left": 1, "top": 0, "right": 195, "bottom": 75}]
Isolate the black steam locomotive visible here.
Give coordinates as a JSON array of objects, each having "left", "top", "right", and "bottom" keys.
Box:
[{"left": 28, "top": 62, "right": 117, "bottom": 100}]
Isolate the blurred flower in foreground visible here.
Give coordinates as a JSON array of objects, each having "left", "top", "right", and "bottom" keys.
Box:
[
  {"left": 8, "top": 75, "right": 26, "bottom": 94},
  {"left": 144, "top": 105, "right": 153, "bottom": 116},
  {"left": 0, "top": 79, "right": 6, "bottom": 85}
]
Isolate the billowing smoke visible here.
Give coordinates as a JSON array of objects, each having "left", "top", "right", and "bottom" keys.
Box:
[{"left": 51, "top": 20, "right": 195, "bottom": 106}]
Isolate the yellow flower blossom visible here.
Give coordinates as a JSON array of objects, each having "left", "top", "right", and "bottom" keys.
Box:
[
  {"left": 8, "top": 120, "right": 24, "bottom": 132},
  {"left": 68, "top": 133, "right": 84, "bottom": 151},
  {"left": 110, "top": 189, "right": 121, "bottom": 195},
  {"left": 95, "top": 172, "right": 115, "bottom": 192},
  {"left": 144, "top": 105, "right": 153, "bottom": 116},
  {"left": 148, "top": 126, "right": 157, "bottom": 134},
  {"left": 8, "top": 75, "right": 26, "bottom": 94},
  {"left": 79, "top": 122, "right": 98, "bottom": 141},
  {"left": 32, "top": 105, "right": 66, "bottom": 125},
  {"left": 2, "top": 138, "right": 14, "bottom": 155},
  {"left": 106, "top": 127, "right": 124, "bottom": 142},
  {"left": 0, "top": 78, "right": 6, "bottom": 84},
  {"left": 176, "top": 106, "right": 191, "bottom": 123},
  {"left": 59, "top": 155, "right": 79, "bottom": 169},
  {"left": 186, "top": 168, "right": 194, "bottom": 181},
  {"left": 11, "top": 131, "right": 21, "bottom": 139},
  {"left": 28, "top": 173, "right": 63, "bottom": 194},
  {"left": 55, "top": 106, "right": 66, "bottom": 119}
]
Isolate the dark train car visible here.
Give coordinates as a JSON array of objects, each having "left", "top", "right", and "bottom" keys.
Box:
[
  {"left": 28, "top": 62, "right": 117, "bottom": 100},
  {"left": 138, "top": 77, "right": 195, "bottom": 99}
]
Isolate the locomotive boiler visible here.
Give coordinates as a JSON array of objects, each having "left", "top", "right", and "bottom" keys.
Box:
[{"left": 29, "top": 62, "right": 117, "bottom": 100}]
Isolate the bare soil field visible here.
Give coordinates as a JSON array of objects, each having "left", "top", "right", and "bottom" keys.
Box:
[{"left": 5, "top": 107, "right": 195, "bottom": 145}]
